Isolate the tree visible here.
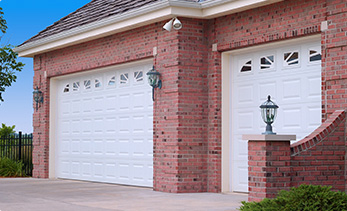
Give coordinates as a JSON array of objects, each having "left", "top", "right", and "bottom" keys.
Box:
[
  {"left": 0, "top": 7, "right": 24, "bottom": 102},
  {"left": 0, "top": 123, "right": 15, "bottom": 138}
]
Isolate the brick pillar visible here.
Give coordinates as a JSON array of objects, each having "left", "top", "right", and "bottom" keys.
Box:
[{"left": 243, "top": 134, "right": 296, "bottom": 202}]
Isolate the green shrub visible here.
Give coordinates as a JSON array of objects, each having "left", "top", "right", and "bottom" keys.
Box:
[
  {"left": 239, "top": 184, "right": 347, "bottom": 211},
  {"left": 0, "top": 123, "right": 15, "bottom": 138},
  {"left": 0, "top": 157, "right": 25, "bottom": 177}
]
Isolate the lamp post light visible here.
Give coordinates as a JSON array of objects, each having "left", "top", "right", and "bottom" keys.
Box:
[
  {"left": 260, "top": 95, "right": 279, "bottom": 134},
  {"left": 33, "top": 86, "right": 43, "bottom": 111},
  {"left": 146, "top": 66, "right": 162, "bottom": 101}
]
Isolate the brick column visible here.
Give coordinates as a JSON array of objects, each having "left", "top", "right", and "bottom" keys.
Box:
[{"left": 243, "top": 135, "right": 296, "bottom": 202}]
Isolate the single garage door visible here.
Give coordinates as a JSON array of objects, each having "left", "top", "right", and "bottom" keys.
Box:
[
  {"left": 231, "top": 39, "right": 322, "bottom": 192},
  {"left": 54, "top": 62, "right": 153, "bottom": 187}
]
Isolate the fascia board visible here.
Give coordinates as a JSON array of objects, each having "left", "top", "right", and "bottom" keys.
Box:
[
  {"left": 201, "top": 0, "right": 283, "bottom": 18},
  {"left": 15, "top": 0, "right": 283, "bottom": 57},
  {"left": 15, "top": 0, "right": 174, "bottom": 57},
  {"left": 15, "top": 7, "right": 174, "bottom": 57}
]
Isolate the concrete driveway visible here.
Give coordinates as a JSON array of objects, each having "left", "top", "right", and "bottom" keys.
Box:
[{"left": 0, "top": 178, "right": 247, "bottom": 211}]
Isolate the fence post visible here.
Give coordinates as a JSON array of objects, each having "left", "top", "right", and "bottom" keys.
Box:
[{"left": 19, "top": 131, "right": 22, "bottom": 160}]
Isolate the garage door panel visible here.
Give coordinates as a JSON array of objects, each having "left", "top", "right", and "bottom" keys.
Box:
[
  {"left": 307, "top": 106, "right": 321, "bottom": 129},
  {"left": 232, "top": 135, "right": 248, "bottom": 161},
  {"left": 82, "top": 162, "right": 92, "bottom": 176},
  {"left": 281, "top": 107, "right": 302, "bottom": 130},
  {"left": 71, "top": 139, "right": 81, "bottom": 154},
  {"left": 258, "top": 81, "right": 277, "bottom": 101},
  {"left": 231, "top": 40, "right": 321, "bottom": 192},
  {"left": 104, "top": 162, "right": 117, "bottom": 178},
  {"left": 81, "top": 139, "right": 92, "bottom": 155},
  {"left": 104, "top": 95, "right": 117, "bottom": 112},
  {"left": 81, "top": 119, "right": 92, "bottom": 134},
  {"left": 60, "top": 140, "right": 70, "bottom": 154},
  {"left": 93, "top": 97, "right": 104, "bottom": 113},
  {"left": 282, "top": 79, "right": 301, "bottom": 100},
  {"left": 235, "top": 110, "right": 255, "bottom": 131},
  {"left": 55, "top": 62, "right": 153, "bottom": 187},
  {"left": 232, "top": 162, "right": 248, "bottom": 192},
  {"left": 307, "top": 76, "right": 321, "bottom": 98},
  {"left": 93, "top": 162, "right": 104, "bottom": 178},
  {"left": 60, "top": 160, "right": 70, "bottom": 175},
  {"left": 236, "top": 84, "right": 254, "bottom": 105},
  {"left": 82, "top": 99, "right": 93, "bottom": 113}
]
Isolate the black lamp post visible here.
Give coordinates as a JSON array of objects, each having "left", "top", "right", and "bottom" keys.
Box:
[
  {"left": 146, "top": 66, "right": 162, "bottom": 101},
  {"left": 33, "top": 86, "right": 43, "bottom": 111},
  {"left": 260, "top": 95, "right": 278, "bottom": 134}
]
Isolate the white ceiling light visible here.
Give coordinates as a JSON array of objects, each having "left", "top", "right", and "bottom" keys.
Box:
[{"left": 163, "top": 18, "right": 182, "bottom": 31}]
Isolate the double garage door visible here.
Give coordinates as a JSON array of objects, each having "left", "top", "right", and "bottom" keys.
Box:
[
  {"left": 230, "top": 39, "right": 322, "bottom": 192},
  {"left": 54, "top": 62, "right": 153, "bottom": 187}
]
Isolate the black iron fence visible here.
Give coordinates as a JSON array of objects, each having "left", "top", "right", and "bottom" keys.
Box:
[{"left": 0, "top": 132, "right": 33, "bottom": 176}]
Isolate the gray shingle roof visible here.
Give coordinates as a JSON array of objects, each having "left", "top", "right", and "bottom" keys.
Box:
[
  {"left": 21, "top": 0, "right": 164, "bottom": 46},
  {"left": 21, "top": 0, "right": 203, "bottom": 46}
]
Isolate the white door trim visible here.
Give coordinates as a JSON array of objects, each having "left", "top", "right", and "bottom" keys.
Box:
[{"left": 221, "top": 34, "right": 321, "bottom": 193}]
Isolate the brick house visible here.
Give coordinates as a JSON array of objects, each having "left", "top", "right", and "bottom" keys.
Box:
[{"left": 15, "top": 0, "right": 347, "bottom": 195}]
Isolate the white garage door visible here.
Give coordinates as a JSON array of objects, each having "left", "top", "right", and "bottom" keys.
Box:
[
  {"left": 231, "top": 39, "right": 322, "bottom": 192},
  {"left": 54, "top": 62, "right": 153, "bottom": 187}
]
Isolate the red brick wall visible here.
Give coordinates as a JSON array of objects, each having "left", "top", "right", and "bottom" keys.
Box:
[
  {"left": 248, "top": 140, "right": 291, "bottom": 202},
  {"left": 31, "top": 0, "right": 347, "bottom": 194},
  {"left": 291, "top": 110, "right": 346, "bottom": 192},
  {"left": 215, "top": 0, "right": 326, "bottom": 52},
  {"left": 154, "top": 18, "right": 209, "bottom": 193},
  {"left": 247, "top": 110, "right": 346, "bottom": 202},
  {"left": 322, "top": 0, "right": 347, "bottom": 118},
  {"left": 32, "top": 55, "right": 50, "bottom": 178},
  {"left": 207, "top": 19, "right": 222, "bottom": 193},
  {"left": 33, "top": 20, "right": 211, "bottom": 192}
]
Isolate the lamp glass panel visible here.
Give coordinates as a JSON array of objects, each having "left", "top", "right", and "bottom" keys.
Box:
[
  {"left": 261, "top": 107, "right": 276, "bottom": 124},
  {"left": 148, "top": 74, "right": 159, "bottom": 87}
]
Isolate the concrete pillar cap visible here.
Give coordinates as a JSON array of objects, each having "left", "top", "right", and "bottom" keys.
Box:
[{"left": 242, "top": 134, "right": 296, "bottom": 141}]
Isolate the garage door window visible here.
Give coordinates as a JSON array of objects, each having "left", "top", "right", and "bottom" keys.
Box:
[
  {"left": 284, "top": 51, "right": 299, "bottom": 66},
  {"left": 309, "top": 49, "right": 321, "bottom": 63},
  {"left": 73, "top": 82, "right": 80, "bottom": 91},
  {"left": 95, "top": 79, "right": 101, "bottom": 88},
  {"left": 260, "top": 55, "right": 274, "bottom": 69},
  {"left": 63, "top": 84, "right": 69, "bottom": 93},
  {"left": 240, "top": 60, "right": 252, "bottom": 72},
  {"left": 84, "top": 80, "right": 91, "bottom": 89},
  {"left": 108, "top": 76, "right": 116, "bottom": 86},
  {"left": 120, "top": 73, "right": 129, "bottom": 84},
  {"left": 134, "top": 71, "right": 143, "bottom": 82}
]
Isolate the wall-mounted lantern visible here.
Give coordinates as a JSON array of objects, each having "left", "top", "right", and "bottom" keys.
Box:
[
  {"left": 260, "top": 95, "right": 279, "bottom": 134},
  {"left": 146, "top": 66, "right": 162, "bottom": 101},
  {"left": 33, "top": 86, "right": 43, "bottom": 111}
]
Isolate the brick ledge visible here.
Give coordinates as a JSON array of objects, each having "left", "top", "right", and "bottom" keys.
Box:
[{"left": 290, "top": 110, "right": 346, "bottom": 156}]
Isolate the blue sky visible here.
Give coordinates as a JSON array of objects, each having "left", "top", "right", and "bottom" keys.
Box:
[{"left": 0, "top": 0, "right": 91, "bottom": 133}]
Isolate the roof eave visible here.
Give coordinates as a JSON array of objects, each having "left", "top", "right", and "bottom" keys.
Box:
[{"left": 14, "top": 0, "right": 282, "bottom": 57}]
